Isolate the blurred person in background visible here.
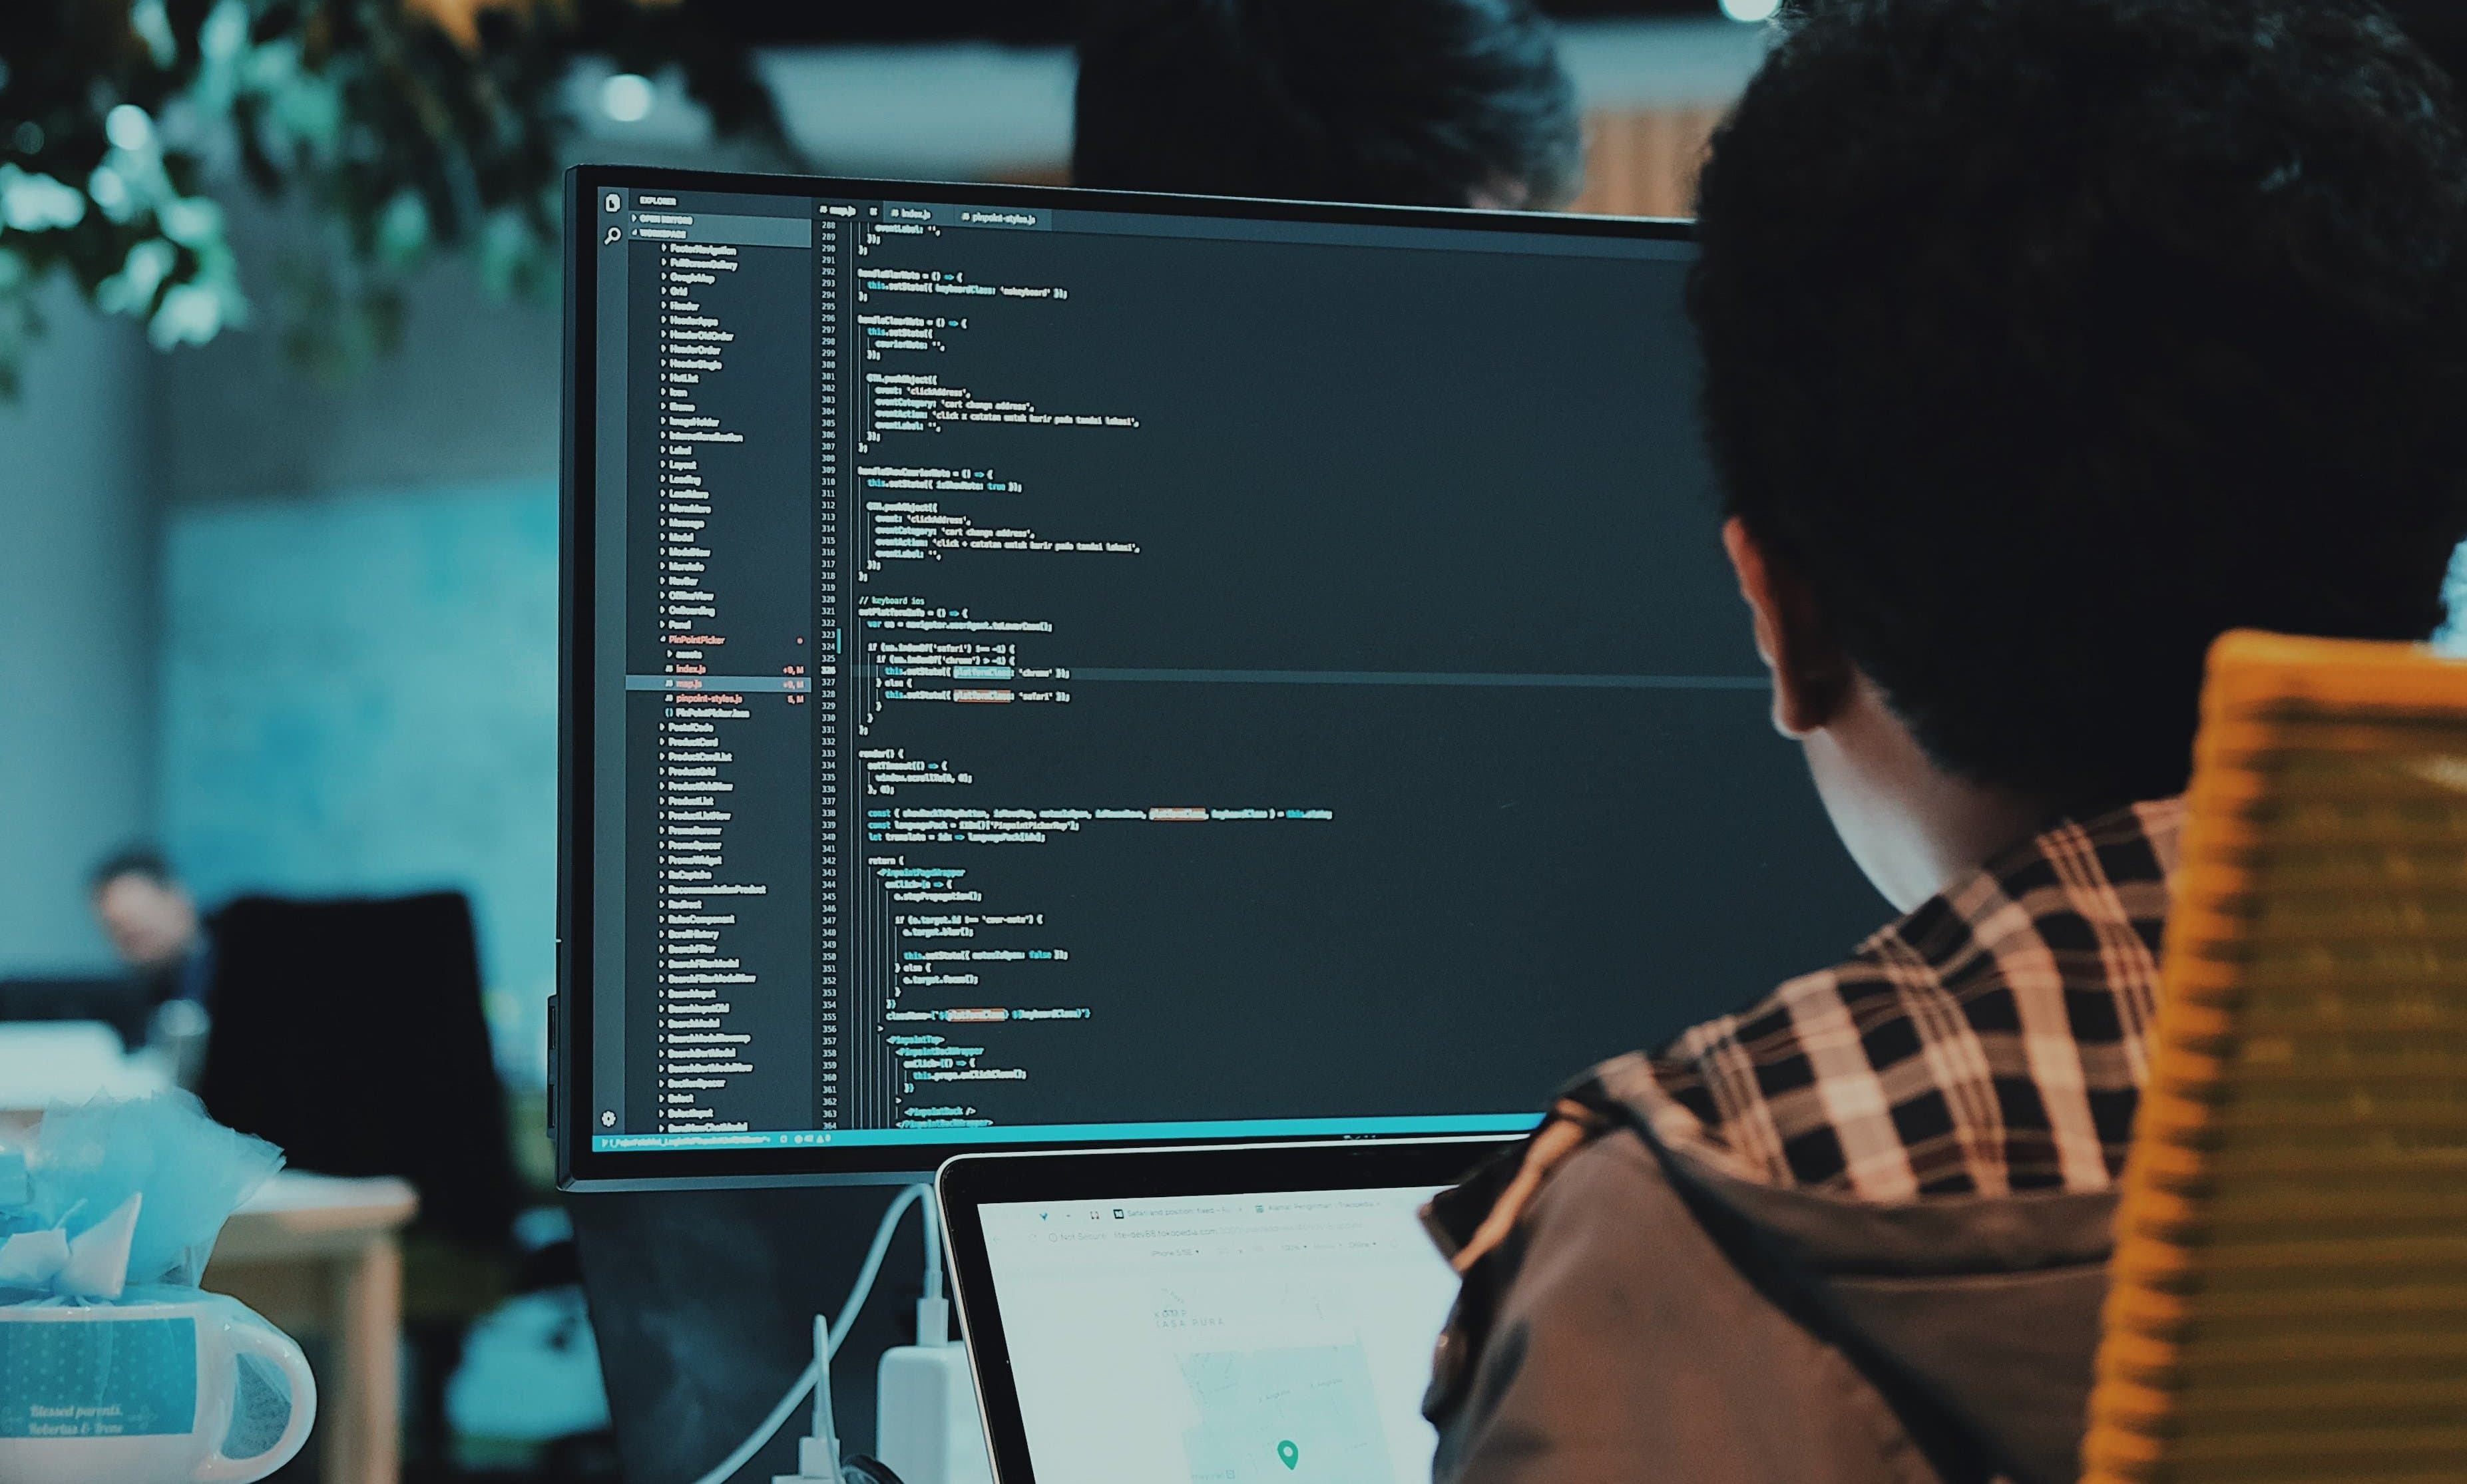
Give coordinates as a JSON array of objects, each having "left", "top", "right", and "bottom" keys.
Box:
[
  {"left": 1072, "top": 0, "right": 1584, "bottom": 209},
  {"left": 89, "top": 846, "right": 214, "bottom": 1010},
  {"left": 86, "top": 847, "right": 214, "bottom": 1084}
]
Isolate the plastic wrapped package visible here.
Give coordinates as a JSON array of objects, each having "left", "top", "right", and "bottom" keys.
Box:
[{"left": 0, "top": 1094, "right": 315, "bottom": 1484}]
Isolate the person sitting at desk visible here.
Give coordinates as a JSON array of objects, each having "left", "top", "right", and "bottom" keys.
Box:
[
  {"left": 88, "top": 846, "right": 214, "bottom": 1010},
  {"left": 1071, "top": 0, "right": 1584, "bottom": 210},
  {"left": 1423, "top": 3, "right": 2467, "bottom": 1481}
]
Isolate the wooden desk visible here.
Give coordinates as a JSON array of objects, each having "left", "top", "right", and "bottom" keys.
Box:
[{"left": 210, "top": 1173, "right": 419, "bottom": 1484}]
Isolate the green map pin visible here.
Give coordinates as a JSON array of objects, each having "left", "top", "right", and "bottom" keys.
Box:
[{"left": 1277, "top": 1439, "right": 1300, "bottom": 1471}]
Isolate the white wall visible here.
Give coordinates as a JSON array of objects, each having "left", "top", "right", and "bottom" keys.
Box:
[{"left": 0, "top": 283, "right": 158, "bottom": 972}]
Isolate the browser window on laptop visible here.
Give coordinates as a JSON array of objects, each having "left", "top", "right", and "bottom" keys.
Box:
[{"left": 977, "top": 1184, "right": 1456, "bottom": 1482}]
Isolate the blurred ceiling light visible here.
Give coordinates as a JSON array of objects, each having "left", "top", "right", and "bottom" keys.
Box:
[
  {"left": 105, "top": 103, "right": 154, "bottom": 152},
  {"left": 600, "top": 73, "right": 656, "bottom": 123},
  {"left": 1719, "top": 0, "right": 1781, "bottom": 20}
]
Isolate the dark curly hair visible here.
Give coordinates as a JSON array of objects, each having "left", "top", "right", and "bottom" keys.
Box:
[
  {"left": 1072, "top": 0, "right": 1582, "bottom": 209},
  {"left": 1689, "top": 0, "right": 2467, "bottom": 811}
]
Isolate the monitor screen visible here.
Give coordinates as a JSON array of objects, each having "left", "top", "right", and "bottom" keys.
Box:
[
  {"left": 556, "top": 168, "right": 1883, "bottom": 1186},
  {"left": 979, "top": 1185, "right": 1456, "bottom": 1483}
]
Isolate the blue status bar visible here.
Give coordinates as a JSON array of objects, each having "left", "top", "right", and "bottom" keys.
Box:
[{"left": 592, "top": 1111, "right": 1541, "bottom": 1153}]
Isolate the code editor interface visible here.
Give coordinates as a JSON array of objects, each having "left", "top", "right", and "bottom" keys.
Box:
[{"left": 586, "top": 188, "right": 1881, "bottom": 1153}]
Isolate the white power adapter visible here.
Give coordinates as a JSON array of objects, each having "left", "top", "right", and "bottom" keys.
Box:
[
  {"left": 769, "top": 1193, "right": 991, "bottom": 1484},
  {"left": 873, "top": 1296, "right": 993, "bottom": 1484}
]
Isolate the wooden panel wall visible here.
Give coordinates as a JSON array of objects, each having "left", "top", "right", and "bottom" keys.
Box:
[{"left": 1568, "top": 105, "right": 1727, "bottom": 218}]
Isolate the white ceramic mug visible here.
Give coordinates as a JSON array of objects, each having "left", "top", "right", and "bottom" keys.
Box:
[{"left": 0, "top": 1292, "right": 316, "bottom": 1484}]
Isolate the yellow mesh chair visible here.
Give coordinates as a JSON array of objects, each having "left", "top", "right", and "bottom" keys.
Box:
[{"left": 2082, "top": 631, "right": 2467, "bottom": 1484}]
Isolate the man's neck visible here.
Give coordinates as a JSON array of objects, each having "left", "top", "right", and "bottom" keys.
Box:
[{"left": 1805, "top": 679, "right": 2060, "bottom": 912}]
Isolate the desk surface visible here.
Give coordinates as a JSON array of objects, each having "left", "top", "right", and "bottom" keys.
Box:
[{"left": 218, "top": 1172, "right": 419, "bottom": 1264}]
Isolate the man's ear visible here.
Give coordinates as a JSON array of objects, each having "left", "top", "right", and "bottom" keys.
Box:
[{"left": 1721, "top": 516, "right": 1853, "bottom": 737}]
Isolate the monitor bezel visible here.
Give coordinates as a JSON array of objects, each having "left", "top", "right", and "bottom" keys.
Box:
[
  {"left": 555, "top": 163, "right": 1693, "bottom": 1191},
  {"left": 937, "top": 1137, "right": 1514, "bottom": 1484}
]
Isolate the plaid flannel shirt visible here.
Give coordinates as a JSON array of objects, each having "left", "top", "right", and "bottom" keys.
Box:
[
  {"left": 1419, "top": 801, "right": 2183, "bottom": 1484},
  {"left": 1575, "top": 797, "right": 2183, "bottom": 1203}
]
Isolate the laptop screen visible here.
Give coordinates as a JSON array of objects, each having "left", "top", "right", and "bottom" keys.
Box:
[{"left": 978, "top": 1184, "right": 1457, "bottom": 1482}]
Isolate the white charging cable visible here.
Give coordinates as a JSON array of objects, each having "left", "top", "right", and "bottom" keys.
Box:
[
  {"left": 684, "top": 1184, "right": 931, "bottom": 1484},
  {"left": 915, "top": 1189, "right": 949, "bottom": 1348}
]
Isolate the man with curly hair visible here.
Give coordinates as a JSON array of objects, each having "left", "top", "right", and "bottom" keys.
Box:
[{"left": 1422, "top": 3, "right": 2467, "bottom": 1481}]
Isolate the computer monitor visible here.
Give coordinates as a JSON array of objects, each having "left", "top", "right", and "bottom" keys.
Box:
[{"left": 555, "top": 166, "right": 1883, "bottom": 1189}]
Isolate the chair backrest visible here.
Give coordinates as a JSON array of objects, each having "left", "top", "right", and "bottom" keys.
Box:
[
  {"left": 2082, "top": 632, "right": 2467, "bottom": 1483},
  {"left": 198, "top": 890, "right": 518, "bottom": 1251}
]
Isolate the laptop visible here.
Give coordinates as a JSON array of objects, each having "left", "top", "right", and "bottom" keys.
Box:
[{"left": 938, "top": 1138, "right": 1513, "bottom": 1484}]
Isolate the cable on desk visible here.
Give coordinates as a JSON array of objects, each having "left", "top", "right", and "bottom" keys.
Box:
[{"left": 685, "top": 1183, "right": 928, "bottom": 1484}]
